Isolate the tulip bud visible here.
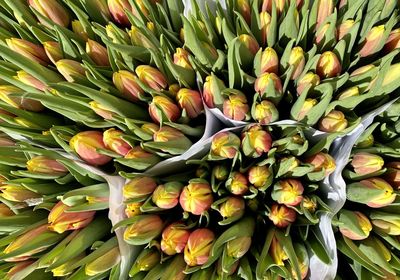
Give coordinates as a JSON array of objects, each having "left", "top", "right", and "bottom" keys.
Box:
[
  {"left": 297, "top": 98, "right": 318, "bottom": 121},
  {"left": 350, "top": 64, "right": 376, "bottom": 77},
  {"left": 316, "top": 0, "right": 334, "bottom": 29},
  {"left": 223, "top": 90, "right": 249, "bottom": 121},
  {"left": 161, "top": 223, "right": 190, "bottom": 255},
  {"left": 237, "top": 0, "right": 251, "bottom": 24},
  {"left": 303, "top": 197, "right": 317, "bottom": 213},
  {"left": 351, "top": 152, "right": 384, "bottom": 175},
  {"left": 316, "top": 51, "right": 342, "bottom": 78},
  {"left": 226, "top": 172, "right": 249, "bottom": 195},
  {"left": 173, "top": 48, "right": 193, "bottom": 69},
  {"left": 55, "top": 59, "right": 86, "bottom": 82},
  {"left": 52, "top": 254, "right": 85, "bottom": 276},
  {"left": 338, "top": 210, "right": 372, "bottom": 240},
  {"left": 261, "top": 0, "right": 286, "bottom": 15},
  {"left": 269, "top": 236, "right": 288, "bottom": 266},
  {"left": 107, "top": 0, "right": 132, "bottom": 26},
  {"left": 288, "top": 47, "right": 305, "bottom": 80},
  {"left": 7, "top": 261, "right": 34, "bottom": 278},
  {"left": 43, "top": 41, "right": 62, "bottom": 65},
  {"left": 6, "top": 38, "right": 50, "bottom": 66},
  {"left": 359, "top": 25, "right": 385, "bottom": 57},
  {"left": 26, "top": 156, "right": 68, "bottom": 175},
  {"left": 272, "top": 179, "right": 304, "bottom": 206},
  {"left": 261, "top": 47, "right": 279, "bottom": 74},
  {"left": 179, "top": 181, "right": 213, "bottom": 216},
  {"left": 260, "top": 11, "right": 271, "bottom": 45},
  {"left": 0, "top": 185, "right": 41, "bottom": 202},
  {"left": 48, "top": 201, "right": 95, "bottom": 233},
  {"left": 130, "top": 249, "right": 160, "bottom": 277},
  {"left": 129, "top": 26, "right": 156, "bottom": 49},
  {"left": 176, "top": 89, "right": 203, "bottom": 118},
  {"left": 184, "top": 228, "right": 215, "bottom": 266},
  {"left": 381, "top": 63, "right": 400, "bottom": 88},
  {"left": 219, "top": 197, "right": 245, "bottom": 219},
  {"left": 255, "top": 72, "right": 283, "bottom": 95},
  {"left": 315, "top": 23, "right": 331, "bottom": 44},
  {"left": 385, "top": 162, "right": 400, "bottom": 189},
  {"left": 71, "top": 20, "right": 89, "bottom": 41},
  {"left": 149, "top": 96, "right": 181, "bottom": 124},
  {"left": 85, "top": 247, "right": 120, "bottom": 276},
  {"left": 371, "top": 212, "right": 400, "bottom": 235},
  {"left": 89, "top": 101, "right": 114, "bottom": 120},
  {"left": 241, "top": 125, "right": 272, "bottom": 157},
  {"left": 296, "top": 72, "right": 320, "bottom": 95},
  {"left": 86, "top": 40, "right": 110, "bottom": 66},
  {"left": 356, "top": 134, "right": 374, "bottom": 149},
  {"left": 0, "top": 203, "right": 14, "bottom": 217},
  {"left": 305, "top": 152, "right": 336, "bottom": 176},
  {"left": 152, "top": 182, "right": 183, "bottom": 209},
  {"left": 268, "top": 203, "right": 297, "bottom": 228},
  {"left": 248, "top": 165, "right": 271, "bottom": 188},
  {"left": 337, "top": 86, "right": 360, "bottom": 100},
  {"left": 252, "top": 100, "right": 279, "bottom": 124},
  {"left": 203, "top": 74, "right": 226, "bottom": 108},
  {"left": 135, "top": 65, "right": 168, "bottom": 91},
  {"left": 124, "top": 146, "right": 160, "bottom": 166},
  {"left": 213, "top": 165, "right": 229, "bottom": 181},
  {"left": 103, "top": 128, "right": 131, "bottom": 156},
  {"left": 0, "top": 85, "right": 44, "bottom": 112},
  {"left": 153, "top": 126, "right": 184, "bottom": 142},
  {"left": 211, "top": 132, "right": 240, "bottom": 159},
  {"left": 125, "top": 202, "right": 142, "bottom": 218},
  {"left": 353, "top": 178, "right": 396, "bottom": 208},
  {"left": 123, "top": 176, "right": 157, "bottom": 201},
  {"left": 239, "top": 34, "right": 260, "bottom": 55},
  {"left": 337, "top": 20, "right": 355, "bottom": 40},
  {"left": 113, "top": 70, "right": 145, "bottom": 101},
  {"left": 70, "top": 131, "right": 112, "bottom": 166},
  {"left": 384, "top": 28, "right": 400, "bottom": 52},
  {"left": 124, "top": 215, "right": 163, "bottom": 244},
  {"left": 226, "top": 236, "right": 251, "bottom": 259},
  {"left": 15, "top": 71, "right": 47, "bottom": 91},
  {"left": 28, "top": 0, "right": 70, "bottom": 27},
  {"left": 318, "top": 110, "right": 348, "bottom": 132}
]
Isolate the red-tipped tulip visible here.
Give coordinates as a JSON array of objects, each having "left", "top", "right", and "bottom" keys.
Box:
[
  {"left": 318, "top": 110, "right": 348, "bottom": 132},
  {"left": 261, "top": 47, "right": 279, "bottom": 74},
  {"left": 149, "top": 96, "right": 181, "bottom": 124},
  {"left": 135, "top": 65, "right": 168, "bottom": 91},
  {"left": 272, "top": 179, "right": 304, "bottom": 206},
  {"left": 26, "top": 156, "right": 68, "bottom": 175},
  {"left": 152, "top": 182, "right": 183, "bottom": 209},
  {"left": 6, "top": 38, "right": 50, "bottom": 66},
  {"left": 72, "top": 20, "right": 89, "bottom": 41},
  {"left": 242, "top": 125, "right": 272, "bottom": 157},
  {"left": 223, "top": 91, "right": 249, "bottom": 121},
  {"left": 179, "top": 181, "right": 213, "bottom": 215},
  {"left": 176, "top": 89, "right": 203, "bottom": 118},
  {"left": 237, "top": 0, "right": 251, "bottom": 24},
  {"left": 305, "top": 152, "right": 336, "bottom": 176},
  {"left": 260, "top": 11, "right": 272, "bottom": 45},
  {"left": 28, "top": 0, "right": 70, "bottom": 27},
  {"left": 86, "top": 40, "right": 110, "bottom": 66},
  {"left": 113, "top": 70, "right": 145, "bottom": 101},
  {"left": 173, "top": 48, "right": 193, "bottom": 69},
  {"left": 107, "top": 0, "right": 132, "bottom": 26},
  {"left": 153, "top": 126, "right": 184, "bottom": 142},
  {"left": 359, "top": 25, "right": 385, "bottom": 57},
  {"left": 297, "top": 98, "right": 318, "bottom": 121},
  {"left": 268, "top": 203, "right": 297, "bottom": 228},
  {"left": 202, "top": 74, "right": 226, "bottom": 108},
  {"left": 211, "top": 132, "right": 240, "bottom": 159},
  {"left": 161, "top": 223, "right": 190, "bottom": 255},
  {"left": 316, "top": 51, "right": 342, "bottom": 78},
  {"left": 103, "top": 128, "right": 131, "bottom": 156},
  {"left": 296, "top": 72, "right": 320, "bottom": 95},
  {"left": 123, "top": 176, "right": 157, "bottom": 200},
  {"left": 184, "top": 228, "right": 215, "bottom": 266},
  {"left": 238, "top": 34, "right": 260, "bottom": 55},
  {"left": 351, "top": 152, "right": 384, "bottom": 175},
  {"left": 385, "top": 28, "right": 400, "bottom": 52}
]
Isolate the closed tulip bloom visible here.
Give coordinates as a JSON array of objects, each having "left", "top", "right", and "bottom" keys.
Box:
[
  {"left": 70, "top": 131, "right": 112, "bottom": 166},
  {"left": 337, "top": 86, "right": 360, "bottom": 100},
  {"left": 152, "top": 182, "right": 183, "bottom": 209},
  {"left": 350, "top": 64, "right": 376, "bottom": 77},
  {"left": 6, "top": 38, "right": 50, "bottom": 66},
  {"left": 381, "top": 63, "right": 400, "bottom": 88},
  {"left": 85, "top": 247, "right": 120, "bottom": 276},
  {"left": 272, "top": 179, "right": 304, "bottom": 206},
  {"left": 184, "top": 228, "right": 215, "bottom": 266},
  {"left": 385, "top": 28, "right": 400, "bottom": 52},
  {"left": 288, "top": 47, "right": 305, "bottom": 80},
  {"left": 153, "top": 126, "right": 184, "bottom": 142},
  {"left": 48, "top": 201, "right": 95, "bottom": 233},
  {"left": 260, "top": 11, "right": 271, "bottom": 45},
  {"left": 130, "top": 26, "right": 156, "bottom": 49},
  {"left": 261, "top": 47, "right": 279, "bottom": 74},
  {"left": 316, "top": 51, "right": 342, "bottom": 78},
  {"left": 161, "top": 223, "right": 190, "bottom": 255},
  {"left": 52, "top": 255, "right": 85, "bottom": 277},
  {"left": 242, "top": 125, "right": 272, "bottom": 157},
  {"left": 211, "top": 132, "right": 241, "bottom": 159},
  {"left": 315, "top": 23, "right": 331, "bottom": 44},
  {"left": 71, "top": 20, "right": 89, "bottom": 41},
  {"left": 316, "top": 0, "right": 334, "bottom": 29},
  {"left": 237, "top": 0, "right": 251, "bottom": 24},
  {"left": 176, "top": 89, "right": 203, "bottom": 118},
  {"left": 103, "top": 128, "right": 131, "bottom": 156},
  {"left": 268, "top": 203, "right": 297, "bottom": 228},
  {"left": 26, "top": 156, "right": 68, "bottom": 175},
  {"left": 296, "top": 72, "right": 320, "bottom": 95},
  {"left": 248, "top": 165, "right": 271, "bottom": 188},
  {"left": 269, "top": 236, "right": 288, "bottom": 266},
  {"left": 305, "top": 152, "right": 336, "bottom": 176},
  {"left": 43, "top": 41, "right": 63, "bottom": 64},
  {"left": 357, "top": 178, "right": 396, "bottom": 208},
  {"left": 297, "top": 98, "right": 318, "bottom": 121},
  {"left": 89, "top": 101, "right": 115, "bottom": 120},
  {"left": 261, "top": 0, "right": 286, "bottom": 15},
  {"left": 124, "top": 146, "right": 160, "bottom": 164},
  {"left": 173, "top": 48, "right": 193, "bottom": 69},
  {"left": 303, "top": 197, "right": 318, "bottom": 213},
  {"left": 255, "top": 72, "right": 283, "bottom": 95},
  {"left": 351, "top": 152, "right": 384, "bottom": 175},
  {"left": 149, "top": 96, "right": 181, "bottom": 124},
  {"left": 227, "top": 236, "right": 251, "bottom": 258},
  {"left": 338, "top": 210, "right": 372, "bottom": 240},
  {"left": 125, "top": 202, "right": 143, "bottom": 218},
  {"left": 227, "top": 172, "right": 249, "bottom": 195},
  {"left": 203, "top": 74, "right": 226, "bottom": 108},
  {"left": 1, "top": 185, "right": 41, "bottom": 202},
  {"left": 130, "top": 248, "right": 160, "bottom": 274},
  {"left": 123, "top": 176, "right": 157, "bottom": 200},
  {"left": 15, "top": 71, "right": 47, "bottom": 91},
  {"left": 359, "top": 25, "right": 385, "bottom": 57},
  {"left": 124, "top": 215, "right": 163, "bottom": 243},
  {"left": 108, "top": 0, "right": 132, "bottom": 26},
  {"left": 318, "top": 110, "right": 348, "bottom": 132},
  {"left": 239, "top": 34, "right": 260, "bottom": 55},
  {"left": 0, "top": 85, "right": 44, "bottom": 112},
  {"left": 179, "top": 181, "right": 213, "bottom": 215},
  {"left": 56, "top": 59, "right": 86, "bottom": 82},
  {"left": 113, "top": 70, "right": 145, "bottom": 101},
  {"left": 213, "top": 165, "right": 229, "bottom": 181},
  {"left": 253, "top": 100, "right": 279, "bottom": 124},
  {"left": 219, "top": 197, "right": 245, "bottom": 219},
  {"left": 135, "top": 65, "right": 168, "bottom": 91},
  {"left": 371, "top": 212, "right": 400, "bottom": 235},
  {"left": 223, "top": 91, "right": 249, "bottom": 121},
  {"left": 385, "top": 162, "right": 400, "bottom": 189},
  {"left": 337, "top": 20, "right": 355, "bottom": 40},
  {"left": 86, "top": 40, "right": 110, "bottom": 66},
  {"left": 29, "top": 0, "right": 70, "bottom": 27}
]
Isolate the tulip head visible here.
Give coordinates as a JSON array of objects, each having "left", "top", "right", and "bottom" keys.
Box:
[
  {"left": 86, "top": 40, "right": 110, "bottom": 66},
  {"left": 268, "top": 203, "right": 297, "bottom": 228},
  {"left": 85, "top": 247, "right": 120, "bottom": 276},
  {"left": 238, "top": 34, "right": 260, "bottom": 55},
  {"left": 269, "top": 236, "right": 288, "bottom": 266},
  {"left": 260, "top": 11, "right": 272, "bottom": 45},
  {"left": 180, "top": 181, "right": 213, "bottom": 215},
  {"left": 125, "top": 202, "right": 143, "bottom": 218},
  {"left": 173, "top": 48, "right": 193, "bottom": 69},
  {"left": 252, "top": 100, "right": 279, "bottom": 124},
  {"left": 103, "top": 128, "right": 131, "bottom": 156},
  {"left": 70, "top": 131, "right": 112, "bottom": 166},
  {"left": 1, "top": 185, "right": 41, "bottom": 202},
  {"left": 26, "top": 156, "right": 68, "bottom": 175},
  {"left": 359, "top": 25, "right": 385, "bottom": 57},
  {"left": 351, "top": 152, "right": 384, "bottom": 175},
  {"left": 337, "top": 86, "right": 360, "bottom": 100},
  {"left": 152, "top": 182, "right": 183, "bottom": 209},
  {"left": 338, "top": 210, "right": 372, "bottom": 240},
  {"left": 149, "top": 96, "right": 181, "bottom": 124},
  {"left": 15, "top": 71, "right": 47, "bottom": 91},
  {"left": 296, "top": 72, "right": 320, "bottom": 95},
  {"left": 288, "top": 47, "right": 305, "bottom": 80},
  {"left": 161, "top": 223, "right": 190, "bottom": 255},
  {"left": 0, "top": 85, "right": 44, "bottom": 112},
  {"left": 226, "top": 172, "right": 249, "bottom": 195},
  {"left": 316, "top": 51, "right": 342, "bottom": 78},
  {"left": 176, "top": 89, "right": 203, "bottom": 118},
  {"left": 131, "top": 248, "right": 160, "bottom": 273},
  {"left": 29, "top": 0, "right": 70, "bottom": 27},
  {"left": 136, "top": 65, "right": 168, "bottom": 91},
  {"left": 316, "top": 0, "right": 334, "bottom": 29},
  {"left": 123, "top": 176, "right": 157, "bottom": 201},
  {"left": 43, "top": 41, "right": 62, "bottom": 64},
  {"left": 305, "top": 152, "right": 336, "bottom": 176},
  {"left": 211, "top": 132, "right": 241, "bottom": 159},
  {"left": 6, "top": 38, "right": 50, "bottom": 66},
  {"left": 226, "top": 236, "right": 252, "bottom": 258},
  {"left": 89, "top": 101, "right": 114, "bottom": 120},
  {"left": 202, "top": 74, "right": 226, "bottom": 108},
  {"left": 124, "top": 215, "right": 164, "bottom": 244},
  {"left": 318, "top": 110, "right": 348, "bottom": 132},
  {"left": 248, "top": 165, "right": 271, "bottom": 188},
  {"left": 371, "top": 212, "right": 400, "bottom": 235},
  {"left": 113, "top": 70, "right": 145, "bottom": 101},
  {"left": 241, "top": 125, "right": 272, "bottom": 157},
  {"left": 337, "top": 20, "right": 355, "bottom": 40},
  {"left": 385, "top": 28, "right": 400, "bottom": 52},
  {"left": 385, "top": 162, "right": 400, "bottom": 189},
  {"left": 107, "top": 0, "right": 132, "bottom": 26},
  {"left": 71, "top": 20, "right": 89, "bottom": 41},
  {"left": 219, "top": 196, "right": 245, "bottom": 219},
  {"left": 222, "top": 90, "right": 249, "bottom": 121},
  {"left": 184, "top": 228, "right": 215, "bottom": 266},
  {"left": 48, "top": 201, "right": 95, "bottom": 233},
  {"left": 153, "top": 126, "right": 184, "bottom": 142},
  {"left": 272, "top": 179, "right": 304, "bottom": 206},
  {"left": 212, "top": 165, "right": 229, "bottom": 181},
  {"left": 255, "top": 72, "right": 283, "bottom": 95},
  {"left": 357, "top": 178, "right": 396, "bottom": 208},
  {"left": 261, "top": 47, "right": 279, "bottom": 74},
  {"left": 56, "top": 59, "right": 86, "bottom": 82},
  {"left": 237, "top": 0, "right": 251, "bottom": 24},
  {"left": 297, "top": 98, "right": 318, "bottom": 121}
]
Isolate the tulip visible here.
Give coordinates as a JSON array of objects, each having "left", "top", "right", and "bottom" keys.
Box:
[
  {"left": 291, "top": 243, "right": 309, "bottom": 280},
  {"left": 15, "top": 71, "right": 47, "bottom": 91},
  {"left": 241, "top": 125, "right": 272, "bottom": 157},
  {"left": 70, "top": 131, "right": 112, "bottom": 166},
  {"left": 0, "top": 135, "right": 15, "bottom": 146},
  {"left": 384, "top": 28, "right": 400, "bottom": 52},
  {"left": 124, "top": 215, "right": 163, "bottom": 244},
  {"left": 297, "top": 98, "right": 318, "bottom": 121},
  {"left": 129, "top": 26, "right": 156, "bottom": 49},
  {"left": 184, "top": 228, "right": 215, "bottom": 266},
  {"left": 337, "top": 86, "right": 360, "bottom": 100},
  {"left": 337, "top": 20, "right": 355, "bottom": 40},
  {"left": 176, "top": 89, "right": 203, "bottom": 118},
  {"left": 173, "top": 48, "right": 193, "bottom": 69},
  {"left": 385, "top": 162, "right": 400, "bottom": 189},
  {"left": 296, "top": 72, "right": 320, "bottom": 95},
  {"left": 226, "top": 172, "right": 249, "bottom": 195},
  {"left": 203, "top": 74, "right": 226, "bottom": 108},
  {"left": 89, "top": 101, "right": 115, "bottom": 120},
  {"left": 318, "top": 110, "right": 348, "bottom": 132},
  {"left": 272, "top": 179, "right": 304, "bottom": 206},
  {"left": 315, "top": 23, "right": 330, "bottom": 44},
  {"left": 55, "top": 59, "right": 86, "bottom": 82},
  {"left": 141, "top": 123, "right": 159, "bottom": 134},
  {"left": 52, "top": 255, "right": 85, "bottom": 276},
  {"left": 381, "top": 63, "right": 400, "bottom": 88},
  {"left": 0, "top": 203, "right": 14, "bottom": 217},
  {"left": 28, "top": 0, "right": 70, "bottom": 27},
  {"left": 269, "top": 236, "right": 288, "bottom": 266},
  {"left": 135, "top": 65, "right": 168, "bottom": 91},
  {"left": 48, "top": 201, "right": 95, "bottom": 233},
  {"left": 124, "top": 146, "right": 160, "bottom": 164},
  {"left": 113, "top": 70, "right": 145, "bottom": 101},
  {"left": 261, "top": 0, "right": 286, "bottom": 15},
  {"left": 288, "top": 47, "right": 305, "bottom": 80},
  {"left": 130, "top": 248, "right": 160, "bottom": 275},
  {"left": 316, "top": 51, "right": 342, "bottom": 78},
  {"left": 0, "top": 85, "right": 44, "bottom": 112},
  {"left": 213, "top": 165, "right": 229, "bottom": 181},
  {"left": 305, "top": 152, "right": 336, "bottom": 176},
  {"left": 356, "top": 134, "right": 375, "bottom": 149},
  {"left": 226, "top": 236, "right": 252, "bottom": 258},
  {"left": 103, "top": 128, "right": 131, "bottom": 156},
  {"left": 350, "top": 64, "right": 376, "bottom": 77},
  {"left": 338, "top": 210, "right": 372, "bottom": 240},
  {"left": 85, "top": 247, "right": 120, "bottom": 276},
  {"left": 152, "top": 182, "right": 183, "bottom": 209},
  {"left": 237, "top": 0, "right": 251, "bottom": 24},
  {"left": 26, "top": 156, "right": 68, "bottom": 175},
  {"left": 179, "top": 180, "right": 213, "bottom": 215},
  {"left": 354, "top": 178, "right": 396, "bottom": 208},
  {"left": 123, "top": 176, "right": 157, "bottom": 201},
  {"left": 7, "top": 261, "right": 34, "bottom": 278},
  {"left": 6, "top": 38, "right": 50, "bottom": 66},
  {"left": 303, "top": 197, "right": 318, "bottom": 213},
  {"left": 107, "top": 0, "right": 132, "bottom": 26},
  {"left": 359, "top": 25, "right": 385, "bottom": 57},
  {"left": 223, "top": 91, "right": 249, "bottom": 121},
  {"left": 252, "top": 100, "right": 279, "bottom": 124},
  {"left": 219, "top": 197, "right": 245, "bottom": 219},
  {"left": 153, "top": 126, "right": 185, "bottom": 142},
  {"left": 71, "top": 20, "right": 89, "bottom": 41},
  {"left": 260, "top": 11, "right": 271, "bottom": 45},
  {"left": 149, "top": 96, "right": 181, "bottom": 124},
  {"left": 0, "top": 185, "right": 41, "bottom": 202},
  {"left": 255, "top": 72, "right": 283, "bottom": 95},
  {"left": 260, "top": 47, "right": 279, "bottom": 74},
  {"left": 43, "top": 41, "right": 62, "bottom": 64},
  {"left": 86, "top": 40, "right": 110, "bottom": 66},
  {"left": 211, "top": 132, "right": 241, "bottom": 159},
  {"left": 316, "top": 0, "right": 334, "bottom": 29},
  {"left": 238, "top": 34, "right": 260, "bottom": 55},
  {"left": 248, "top": 165, "right": 271, "bottom": 188},
  {"left": 371, "top": 212, "right": 400, "bottom": 235},
  {"left": 268, "top": 203, "right": 297, "bottom": 228},
  {"left": 351, "top": 152, "right": 384, "bottom": 175},
  {"left": 161, "top": 223, "right": 190, "bottom": 255},
  {"left": 125, "top": 202, "right": 143, "bottom": 218}
]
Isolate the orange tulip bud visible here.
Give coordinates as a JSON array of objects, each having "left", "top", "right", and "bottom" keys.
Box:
[
  {"left": 71, "top": 20, "right": 89, "bottom": 41},
  {"left": 219, "top": 196, "right": 245, "bottom": 219},
  {"left": 351, "top": 152, "right": 384, "bottom": 175},
  {"left": 85, "top": 247, "right": 120, "bottom": 276},
  {"left": 176, "top": 88, "right": 203, "bottom": 118},
  {"left": 261, "top": 0, "right": 286, "bottom": 15},
  {"left": 272, "top": 179, "right": 304, "bottom": 206},
  {"left": 113, "top": 70, "right": 145, "bottom": 101},
  {"left": 0, "top": 85, "right": 44, "bottom": 112},
  {"left": 305, "top": 152, "right": 336, "bottom": 176},
  {"left": 161, "top": 223, "right": 190, "bottom": 255},
  {"left": 384, "top": 28, "right": 400, "bottom": 52},
  {"left": 149, "top": 96, "right": 181, "bottom": 124},
  {"left": 237, "top": 0, "right": 251, "bottom": 24},
  {"left": 129, "top": 26, "right": 156, "bottom": 49},
  {"left": 318, "top": 110, "right": 348, "bottom": 132},
  {"left": 223, "top": 91, "right": 249, "bottom": 121},
  {"left": 15, "top": 71, "right": 47, "bottom": 91},
  {"left": 288, "top": 47, "right": 305, "bottom": 80},
  {"left": 135, "top": 65, "right": 168, "bottom": 91},
  {"left": 252, "top": 100, "right": 279, "bottom": 125},
  {"left": 269, "top": 236, "right": 288, "bottom": 265},
  {"left": 55, "top": 59, "right": 86, "bottom": 82},
  {"left": 179, "top": 181, "right": 213, "bottom": 215},
  {"left": 202, "top": 74, "right": 226, "bottom": 108},
  {"left": 43, "top": 41, "right": 63, "bottom": 64},
  {"left": 6, "top": 38, "right": 50, "bottom": 66},
  {"left": 153, "top": 126, "right": 184, "bottom": 142},
  {"left": 316, "top": 51, "right": 342, "bottom": 78},
  {"left": 248, "top": 165, "right": 271, "bottom": 188},
  {"left": 338, "top": 210, "right": 372, "bottom": 240},
  {"left": 296, "top": 72, "right": 320, "bottom": 95},
  {"left": 227, "top": 172, "right": 249, "bottom": 195},
  {"left": 268, "top": 203, "right": 297, "bottom": 228},
  {"left": 173, "top": 48, "right": 193, "bottom": 69},
  {"left": 211, "top": 132, "right": 240, "bottom": 159},
  {"left": 316, "top": 0, "right": 334, "bottom": 29},
  {"left": 89, "top": 101, "right": 115, "bottom": 120},
  {"left": 103, "top": 128, "right": 131, "bottom": 156},
  {"left": 260, "top": 12, "right": 271, "bottom": 45},
  {"left": 212, "top": 165, "right": 229, "bottom": 181},
  {"left": 297, "top": 98, "right": 318, "bottom": 121},
  {"left": 107, "top": 0, "right": 132, "bottom": 26},
  {"left": 385, "top": 162, "right": 400, "bottom": 189},
  {"left": 124, "top": 215, "right": 163, "bottom": 243},
  {"left": 26, "top": 156, "right": 68, "bottom": 175},
  {"left": 359, "top": 25, "right": 385, "bottom": 57},
  {"left": 124, "top": 176, "right": 157, "bottom": 200},
  {"left": 28, "top": 0, "right": 70, "bottom": 27},
  {"left": 337, "top": 86, "right": 360, "bottom": 100},
  {"left": 261, "top": 47, "right": 279, "bottom": 74},
  {"left": 241, "top": 124, "right": 272, "bottom": 157},
  {"left": 337, "top": 20, "right": 355, "bottom": 40},
  {"left": 0, "top": 185, "right": 41, "bottom": 202},
  {"left": 152, "top": 182, "right": 183, "bottom": 209},
  {"left": 184, "top": 228, "right": 215, "bottom": 266},
  {"left": 255, "top": 72, "right": 283, "bottom": 95},
  {"left": 238, "top": 34, "right": 260, "bottom": 55},
  {"left": 86, "top": 40, "right": 110, "bottom": 66},
  {"left": 358, "top": 178, "right": 396, "bottom": 208}
]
